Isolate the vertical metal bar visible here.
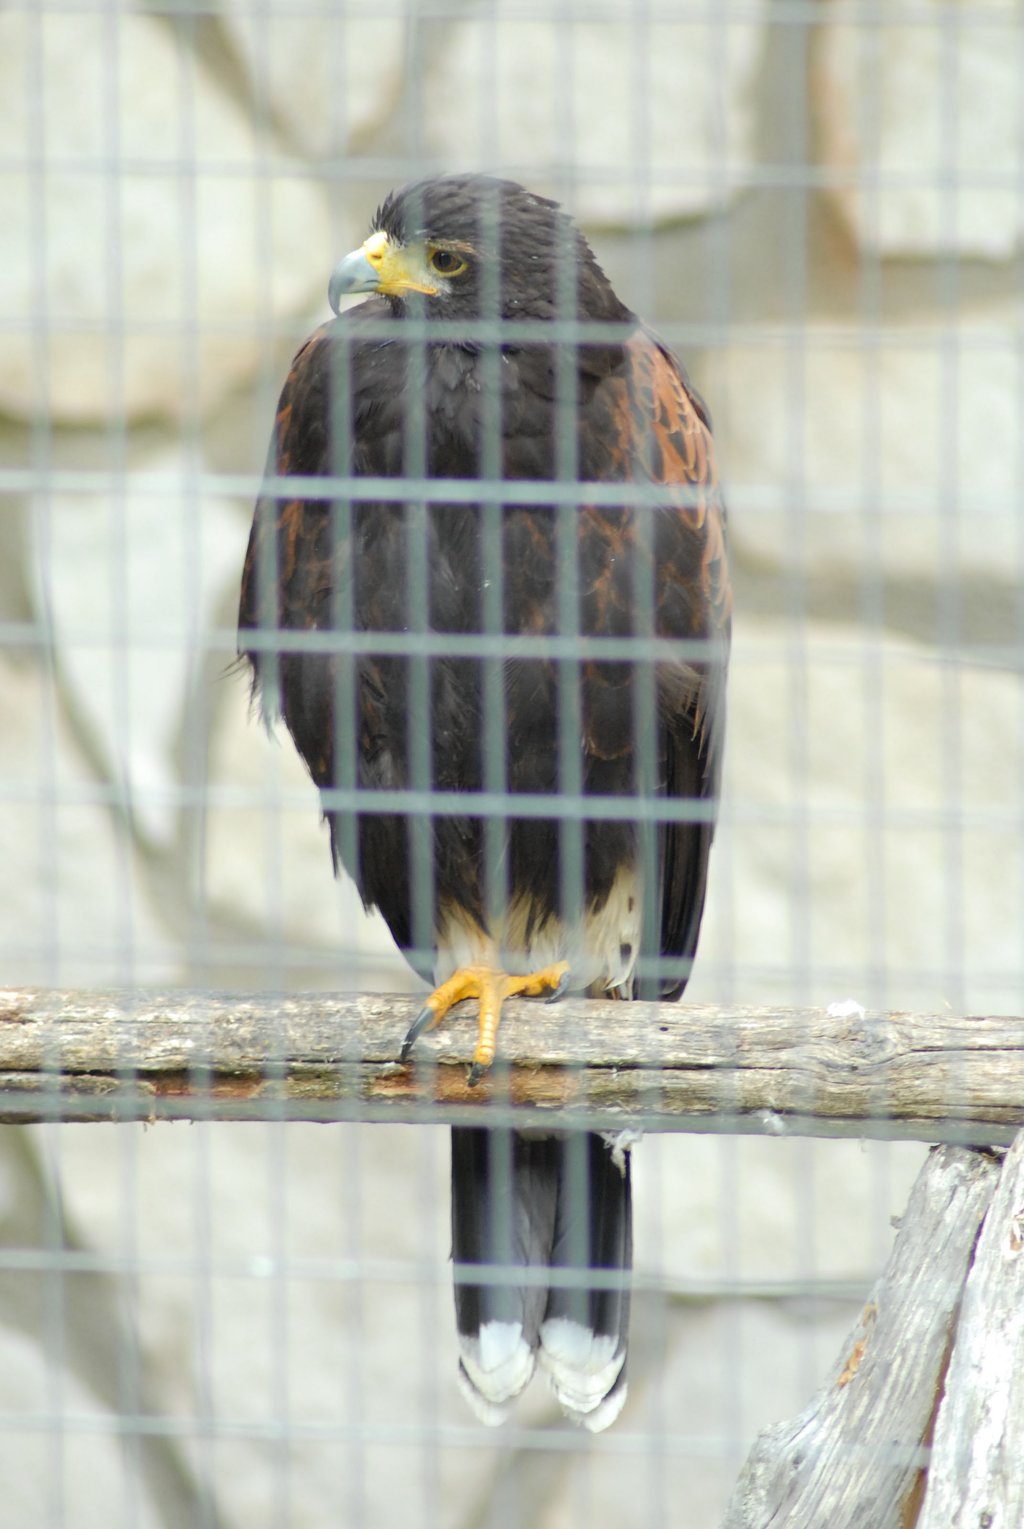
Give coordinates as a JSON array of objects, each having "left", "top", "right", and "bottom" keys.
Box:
[
  {"left": 402, "top": 190, "right": 436, "bottom": 985},
  {"left": 628, "top": 0, "right": 661, "bottom": 1007},
  {"left": 550, "top": 3, "right": 589, "bottom": 1299},
  {"left": 474, "top": 171, "right": 514, "bottom": 1529},
  {"left": 779, "top": 8, "right": 812, "bottom": 1007},
  {"left": 937, "top": 4, "right": 967, "bottom": 1020},
  {"left": 329, "top": 290, "right": 360, "bottom": 924},
  {"left": 24, "top": 39, "right": 69, "bottom": 1522},
  {"left": 479, "top": 178, "right": 508, "bottom": 955}
]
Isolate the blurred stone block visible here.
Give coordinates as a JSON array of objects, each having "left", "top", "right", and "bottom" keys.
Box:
[
  {"left": 707, "top": 316, "right": 1022, "bottom": 583},
  {"left": 420, "top": 0, "right": 768, "bottom": 227},
  {"left": 205, "top": 666, "right": 415, "bottom": 991},
  {"left": 0, "top": 652, "right": 179, "bottom": 985},
  {"left": 0, "top": 11, "right": 333, "bottom": 424},
  {"left": 814, "top": 1, "right": 1024, "bottom": 258},
  {"left": 694, "top": 620, "right": 1024, "bottom": 1015},
  {"left": 221, "top": 0, "right": 405, "bottom": 163},
  {"left": 28, "top": 445, "right": 247, "bottom": 847},
  {"left": 45, "top": 1119, "right": 486, "bottom": 1529},
  {"left": 0, "top": 1326, "right": 165, "bottom": 1529},
  {"left": 636, "top": 1135, "right": 925, "bottom": 1291}
]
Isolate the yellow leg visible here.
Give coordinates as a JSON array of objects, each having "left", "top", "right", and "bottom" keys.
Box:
[{"left": 401, "top": 960, "right": 571, "bottom": 1086}]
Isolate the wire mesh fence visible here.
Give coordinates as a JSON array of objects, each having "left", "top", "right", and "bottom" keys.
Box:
[{"left": 2, "top": 1, "right": 1023, "bottom": 1526}]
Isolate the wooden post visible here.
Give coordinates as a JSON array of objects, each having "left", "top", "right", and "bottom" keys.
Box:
[
  {"left": 916, "top": 1133, "right": 1024, "bottom": 1528},
  {"left": 721, "top": 1145, "right": 1001, "bottom": 1529}
]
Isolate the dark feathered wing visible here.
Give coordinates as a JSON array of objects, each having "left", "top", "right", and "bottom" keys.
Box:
[
  {"left": 565, "top": 324, "right": 730, "bottom": 994},
  {"left": 625, "top": 329, "right": 730, "bottom": 997},
  {"left": 240, "top": 304, "right": 434, "bottom": 960}
]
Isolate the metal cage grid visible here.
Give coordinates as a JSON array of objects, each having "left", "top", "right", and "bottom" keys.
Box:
[{"left": 1, "top": 2, "right": 1022, "bottom": 1526}]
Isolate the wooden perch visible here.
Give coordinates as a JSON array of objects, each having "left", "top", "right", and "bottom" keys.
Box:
[
  {"left": 5, "top": 985, "right": 1023, "bottom": 1524},
  {"left": 0, "top": 987, "right": 1022, "bottom": 1140}
]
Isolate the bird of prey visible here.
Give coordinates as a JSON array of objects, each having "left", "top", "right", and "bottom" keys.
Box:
[{"left": 239, "top": 174, "right": 730, "bottom": 1431}]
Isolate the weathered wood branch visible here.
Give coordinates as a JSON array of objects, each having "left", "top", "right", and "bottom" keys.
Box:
[
  {"left": 0, "top": 988, "right": 1021, "bottom": 1140},
  {"left": 723, "top": 1144, "right": 1002, "bottom": 1529}
]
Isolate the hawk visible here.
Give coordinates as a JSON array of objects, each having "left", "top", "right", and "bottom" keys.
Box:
[{"left": 239, "top": 175, "right": 730, "bottom": 1430}]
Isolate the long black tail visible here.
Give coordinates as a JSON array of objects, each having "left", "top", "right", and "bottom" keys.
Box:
[{"left": 450, "top": 1126, "right": 632, "bottom": 1430}]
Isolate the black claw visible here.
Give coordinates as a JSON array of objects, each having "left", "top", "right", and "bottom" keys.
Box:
[
  {"left": 401, "top": 1005, "right": 435, "bottom": 1063},
  {"left": 467, "top": 1061, "right": 488, "bottom": 1089},
  {"left": 545, "top": 968, "right": 572, "bottom": 1004}
]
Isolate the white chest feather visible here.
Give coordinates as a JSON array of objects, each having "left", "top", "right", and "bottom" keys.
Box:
[{"left": 434, "top": 864, "right": 642, "bottom": 993}]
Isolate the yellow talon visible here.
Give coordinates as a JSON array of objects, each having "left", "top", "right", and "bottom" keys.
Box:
[{"left": 401, "top": 960, "right": 570, "bottom": 1083}]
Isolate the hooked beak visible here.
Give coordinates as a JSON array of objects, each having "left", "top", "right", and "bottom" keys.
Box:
[
  {"left": 328, "top": 230, "right": 439, "bottom": 313},
  {"left": 328, "top": 248, "right": 383, "bottom": 310}
]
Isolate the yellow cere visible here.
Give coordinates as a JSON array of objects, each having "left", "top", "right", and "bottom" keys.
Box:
[
  {"left": 360, "top": 231, "right": 441, "bottom": 297},
  {"left": 362, "top": 230, "right": 390, "bottom": 265}
]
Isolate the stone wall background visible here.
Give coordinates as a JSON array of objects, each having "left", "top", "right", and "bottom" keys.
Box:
[{"left": 1, "top": 3, "right": 1022, "bottom": 1526}]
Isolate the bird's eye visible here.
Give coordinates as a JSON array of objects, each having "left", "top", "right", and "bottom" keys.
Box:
[{"left": 429, "top": 248, "right": 469, "bottom": 277}]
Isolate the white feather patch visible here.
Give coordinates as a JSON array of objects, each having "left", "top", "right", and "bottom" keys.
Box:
[
  {"left": 579, "top": 1380, "right": 629, "bottom": 1433},
  {"left": 601, "top": 1128, "right": 643, "bottom": 1177},
  {"left": 537, "top": 1317, "right": 625, "bottom": 1418},
  {"left": 435, "top": 864, "right": 641, "bottom": 992},
  {"left": 455, "top": 1365, "right": 511, "bottom": 1428},
  {"left": 457, "top": 1320, "right": 535, "bottom": 1409}
]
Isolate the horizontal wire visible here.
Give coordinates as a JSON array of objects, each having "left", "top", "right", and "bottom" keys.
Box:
[
  {"left": 1, "top": 1408, "right": 909, "bottom": 1463},
  {"left": 0, "top": 619, "right": 726, "bottom": 662},
  {"left": 1, "top": 318, "right": 1019, "bottom": 352},
  {"left": 5, "top": 944, "right": 1017, "bottom": 998},
  {"left": 4, "top": 624, "right": 1020, "bottom": 673},
  {"left": 0, "top": 774, "right": 1018, "bottom": 831},
  {"left": 5, "top": 470, "right": 1022, "bottom": 525},
  {"left": 5, "top": 161, "right": 1021, "bottom": 194},
  {"left": 12, "top": 0, "right": 1019, "bottom": 24},
  {"left": 0, "top": 1245, "right": 870, "bottom": 1302}
]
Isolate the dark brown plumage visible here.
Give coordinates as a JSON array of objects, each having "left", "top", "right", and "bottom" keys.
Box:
[{"left": 239, "top": 174, "right": 730, "bottom": 1430}]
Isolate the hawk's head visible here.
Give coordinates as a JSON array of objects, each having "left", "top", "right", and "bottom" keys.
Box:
[{"left": 327, "top": 174, "right": 631, "bottom": 329}]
